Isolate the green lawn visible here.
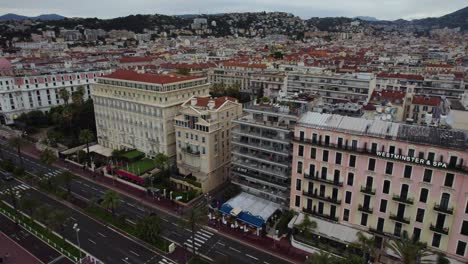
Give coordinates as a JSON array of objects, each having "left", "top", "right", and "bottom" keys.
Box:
[
  {"left": 119, "top": 158, "right": 156, "bottom": 176},
  {"left": 120, "top": 150, "right": 145, "bottom": 160}
]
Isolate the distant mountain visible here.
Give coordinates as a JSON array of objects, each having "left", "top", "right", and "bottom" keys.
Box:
[
  {"left": 412, "top": 6, "right": 468, "bottom": 30},
  {"left": 355, "top": 16, "right": 379, "bottom": 21},
  {"left": 0, "top": 13, "right": 65, "bottom": 21}
]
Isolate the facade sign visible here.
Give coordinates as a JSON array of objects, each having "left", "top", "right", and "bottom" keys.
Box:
[{"left": 376, "top": 151, "right": 448, "bottom": 168}]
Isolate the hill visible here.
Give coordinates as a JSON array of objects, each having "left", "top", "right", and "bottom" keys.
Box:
[{"left": 0, "top": 13, "right": 65, "bottom": 21}]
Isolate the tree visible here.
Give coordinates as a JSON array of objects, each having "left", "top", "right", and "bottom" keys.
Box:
[
  {"left": 35, "top": 205, "right": 52, "bottom": 231},
  {"left": 8, "top": 136, "right": 24, "bottom": 165},
  {"left": 100, "top": 190, "right": 121, "bottom": 215},
  {"left": 57, "top": 171, "right": 73, "bottom": 196},
  {"left": 184, "top": 205, "right": 208, "bottom": 256},
  {"left": 135, "top": 215, "right": 161, "bottom": 244},
  {"left": 72, "top": 86, "right": 85, "bottom": 105},
  {"left": 58, "top": 88, "right": 70, "bottom": 105},
  {"left": 154, "top": 153, "right": 170, "bottom": 176},
  {"left": 39, "top": 148, "right": 57, "bottom": 166},
  {"left": 387, "top": 231, "right": 433, "bottom": 264},
  {"left": 20, "top": 196, "right": 38, "bottom": 223},
  {"left": 79, "top": 129, "right": 95, "bottom": 162},
  {"left": 295, "top": 214, "right": 317, "bottom": 237},
  {"left": 436, "top": 254, "right": 449, "bottom": 264},
  {"left": 49, "top": 210, "right": 68, "bottom": 240},
  {"left": 351, "top": 231, "right": 377, "bottom": 262}
]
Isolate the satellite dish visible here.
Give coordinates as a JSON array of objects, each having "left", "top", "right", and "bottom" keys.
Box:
[{"left": 387, "top": 114, "right": 392, "bottom": 120}]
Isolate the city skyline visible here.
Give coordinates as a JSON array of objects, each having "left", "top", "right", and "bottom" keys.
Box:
[{"left": 0, "top": 0, "right": 467, "bottom": 20}]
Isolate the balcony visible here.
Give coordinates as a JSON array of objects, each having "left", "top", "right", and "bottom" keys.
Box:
[
  {"left": 433, "top": 203, "right": 454, "bottom": 215},
  {"left": 430, "top": 224, "right": 449, "bottom": 235},
  {"left": 360, "top": 186, "right": 376, "bottom": 195},
  {"left": 358, "top": 204, "right": 373, "bottom": 214},
  {"left": 392, "top": 194, "right": 414, "bottom": 205},
  {"left": 389, "top": 214, "right": 410, "bottom": 224},
  {"left": 182, "top": 147, "right": 200, "bottom": 156},
  {"left": 302, "top": 208, "right": 339, "bottom": 222},
  {"left": 304, "top": 172, "right": 343, "bottom": 187},
  {"left": 302, "top": 191, "right": 341, "bottom": 205}
]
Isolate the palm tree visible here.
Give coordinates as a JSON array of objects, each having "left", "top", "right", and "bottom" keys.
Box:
[
  {"left": 135, "top": 215, "right": 161, "bottom": 244},
  {"left": 57, "top": 171, "right": 74, "bottom": 196},
  {"left": 100, "top": 190, "right": 121, "bottom": 216},
  {"left": 79, "top": 129, "right": 95, "bottom": 163},
  {"left": 184, "top": 205, "right": 208, "bottom": 256},
  {"left": 8, "top": 136, "right": 24, "bottom": 165},
  {"left": 72, "top": 86, "right": 85, "bottom": 105},
  {"left": 351, "top": 231, "right": 377, "bottom": 262},
  {"left": 49, "top": 210, "right": 68, "bottom": 240},
  {"left": 39, "top": 148, "right": 57, "bottom": 166},
  {"left": 387, "top": 231, "right": 433, "bottom": 264},
  {"left": 58, "top": 88, "right": 70, "bottom": 105},
  {"left": 20, "top": 196, "right": 38, "bottom": 223},
  {"left": 35, "top": 205, "right": 52, "bottom": 231},
  {"left": 154, "top": 153, "right": 170, "bottom": 177},
  {"left": 295, "top": 214, "right": 317, "bottom": 237},
  {"left": 62, "top": 107, "right": 73, "bottom": 129}
]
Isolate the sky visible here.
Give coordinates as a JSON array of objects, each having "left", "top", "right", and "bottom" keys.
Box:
[{"left": 0, "top": 0, "right": 467, "bottom": 20}]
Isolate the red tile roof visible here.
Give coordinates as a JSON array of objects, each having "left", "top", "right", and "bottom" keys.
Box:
[
  {"left": 412, "top": 95, "right": 441, "bottom": 106},
  {"left": 101, "top": 69, "right": 203, "bottom": 84},
  {"left": 222, "top": 61, "right": 267, "bottom": 69},
  {"left": 370, "top": 90, "right": 406, "bottom": 104},
  {"left": 192, "top": 96, "right": 238, "bottom": 109},
  {"left": 119, "top": 56, "right": 153, "bottom": 63}
]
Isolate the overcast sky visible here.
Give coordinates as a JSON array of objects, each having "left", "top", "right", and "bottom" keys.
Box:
[{"left": 1, "top": 0, "right": 467, "bottom": 20}]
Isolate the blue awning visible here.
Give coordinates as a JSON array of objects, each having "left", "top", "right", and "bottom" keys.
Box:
[
  {"left": 237, "top": 211, "right": 264, "bottom": 228},
  {"left": 219, "top": 204, "right": 233, "bottom": 215}
]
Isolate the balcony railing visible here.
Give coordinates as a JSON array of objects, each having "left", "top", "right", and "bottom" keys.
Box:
[
  {"left": 389, "top": 214, "right": 410, "bottom": 224},
  {"left": 182, "top": 147, "right": 200, "bottom": 156},
  {"left": 302, "top": 208, "right": 339, "bottom": 222},
  {"left": 304, "top": 172, "right": 343, "bottom": 187},
  {"left": 358, "top": 204, "right": 373, "bottom": 214},
  {"left": 392, "top": 194, "right": 414, "bottom": 205},
  {"left": 302, "top": 191, "right": 341, "bottom": 205},
  {"left": 360, "top": 186, "right": 376, "bottom": 195},
  {"left": 430, "top": 224, "right": 449, "bottom": 235},
  {"left": 433, "top": 203, "right": 454, "bottom": 215},
  {"left": 292, "top": 137, "right": 468, "bottom": 173}
]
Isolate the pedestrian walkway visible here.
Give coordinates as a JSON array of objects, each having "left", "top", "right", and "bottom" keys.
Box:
[
  {"left": 0, "top": 183, "right": 30, "bottom": 195},
  {"left": 183, "top": 229, "right": 214, "bottom": 252},
  {"left": 158, "top": 257, "right": 176, "bottom": 264},
  {"left": 44, "top": 169, "right": 64, "bottom": 179}
]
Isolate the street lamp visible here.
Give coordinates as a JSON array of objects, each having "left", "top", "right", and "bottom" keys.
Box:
[{"left": 73, "top": 223, "right": 82, "bottom": 259}]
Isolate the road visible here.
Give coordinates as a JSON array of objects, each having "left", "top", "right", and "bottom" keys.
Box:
[{"left": 0, "top": 139, "right": 294, "bottom": 264}]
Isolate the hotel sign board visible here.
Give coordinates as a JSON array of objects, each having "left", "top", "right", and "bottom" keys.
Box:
[{"left": 376, "top": 151, "right": 448, "bottom": 169}]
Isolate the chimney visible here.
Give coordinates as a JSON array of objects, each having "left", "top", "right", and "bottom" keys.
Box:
[
  {"left": 208, "top": 99, "right": 216, "bottom": 110},
  {"left": 191, "top": 97, "right": 197, "bottom": 106}
]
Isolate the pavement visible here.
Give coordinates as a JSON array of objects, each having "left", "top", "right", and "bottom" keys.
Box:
[
  {"left": 0, "top": 137, "right": 308, "bottom": 264},
  {"left": 0, "top": 213, "right": 73, "bottom": 264}
]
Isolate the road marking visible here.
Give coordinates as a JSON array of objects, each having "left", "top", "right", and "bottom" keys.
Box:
[
  {"left": 184, "top": 242, "right": 199, "bottom": 251},
  {"left": 137, "top": 207, "right": 145, "bottom": 212},
  {"left": 193, "top": 236, "right": 206, "bottom": 243},
  {"left": 122, "top": 258, "right": 131, "bottom": 264},
  {"left": 98, "top": 232, "right": 106, "bottom": 238},
  {"left": 83, "top": 184, "right": 90, "bottom": 187},
  {"left": 246, "top": 254, "right": 258, "bottom": 260},
  {"left": 229, "top": 247, "right": 241, "bottom": 253},
  {"left": 130, "top": 250, "right": 140, "bottom": 257},
  {"left": 69, "top": 217, "right": 77, "bottom": 221},
  {"left": 161, "top": 218, "right": 169, "bottom": 222},
  {"left": 200, "top": 229, "right": 214, "bottom": 236},
  {"left": 196, "top": 231, "right": 211, "bottom": 239},
  {"left": 217, "top": 242, "right": 225, "bottom": 246},
  {"left": 264, "top": 261, "right": 270, "bottom": 264},
  {"left": 88, "top": 239, "right": 96, "bottom": 244},
  {"left": 186, "top": 239, "right": 201, "bottom": 247},
  {"left": 127, "top": 203, "right": 135, "bottom": 207},
  {"left": 171, "top": 223, "right": 178, "bottom": 226},
  {"left": 215, "top": 250, "right": 227, "bottom": 256},
  {"left": 126, "top": 219, "right": 136, "bottom": 225},
  {"left": 184, "top": 228, "right": 191, "bottom": 233}
]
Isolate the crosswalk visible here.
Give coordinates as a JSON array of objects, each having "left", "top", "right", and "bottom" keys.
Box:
[
  {"left": 44, "top": 169, "right": 63, "bottom": 179},
  {"left": 183, "top": 229, "right": 214, "bottom": 252},
  {"left": 158, "top": 258, "right": 175, "bottom": 264},
  {"left": 0, "top": 183, "right": 30, "bottom": 195}
]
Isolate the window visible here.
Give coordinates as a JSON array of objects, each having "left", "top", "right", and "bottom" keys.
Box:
[
  {"left": 361, "top": 213, "right": 368, "bottom": 226},
  {"left": 310, "top": 148, "right": 316, "bottom": 159},
  {"left": 368, "top": 158, "right": 376, "bottom": 171},
  {"left": 324, "top": 135, "right": 330, "bottom": 145},
  {"left": 419, "top": 188, "right": 428, "bottom": 203},
  {"left": 432, "top": 234, "right": 441, "bottom": 248},
  {"left": 385, "top": 162, "right": 393, "bottom": 175},
  {"left": 377, "top": 218, "right": 384, "bottom": 232},
  {"left": 335, "top": 153, "right": 342, "bottom": 165},
  {"left": 418, "top": 151, "right": 425, "bottom": 159},
  {"left": 345, "top": 191, "right": 352, "bottom": 204},
  {"left": 462, "top": 221, "right": 468, "bottom": 236},
  {"left": 299, "top": 131, "right": 305, "bottom": 140},
  {"left": 428, "top": 152, "right": 435, "bottom": 162},
  {"left": 456, "top": 241, "right": 467, "bottom": 256},
  {"left": 371, "top": 143, "right": 377, "bottom": 153},
  {"left": 444, "top": 173, "right": 454, "bottom": 188},
  {"left": 298, "top": 145, "right": 304, "bottom": 157},
  {"left": 413, "top": 228, "right": 421, "bottom": 241},
  {"left": 177, "top": 131, "right": 181, "bottom": 137},
  {"left": 394, "top": 223, "right": 402, "bottom": 237},
  {"left": 297, "top": 161, "right": 303, "bottom": 174},
  {"left": 347, "top": 173, "right": 354, "bottom": 186},
  {"left": 343, "top": 209, "right": 349, "bottom": 221},
  {"left": 465, "top": 200, "right": 468, "bottom": 214},
  {"left": 389, "top": 146, "right": 395, "bottom": 154},
  {"left": 295, "top": 195, "right": 300, "bottom": 207},
  {"left": 383, "top": 180, "right": 390, "bottom": 194},
  {"left": 380, "top": 199, "right": 387, "bottom": 213},
  {"left": 296, "top": 179, "right": 302, "bottom": 191},
  {"left": 408, "top": 148, "right": 415, "bottom": 157},
  {"left": 423, "top": 169, "right": 432, "bottom": 183},
  {"left": 322, "top": 150, "right": 329, "bottom": 162},
  {"left": 349, "top": 155, "right": 356, "bottom": 167},
  {"left": 404, "top": 165, "right": 412, "bottom": 178},
  {"left": 416, "top": 208, "right": 425, "bottom": 223}
]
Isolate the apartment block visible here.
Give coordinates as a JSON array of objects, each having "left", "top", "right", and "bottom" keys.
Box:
[
  {"left": 92, "top": 70, "right": 210, "bottom": 158},
  {"left": 290, "top": 112, "right": 468, "bottom": 261},
  {"left": 208, "top": 62, "right": 267, "bottom": 92},
  {"left": 173, "top": 96, "right": 242, "bottom": 193}
]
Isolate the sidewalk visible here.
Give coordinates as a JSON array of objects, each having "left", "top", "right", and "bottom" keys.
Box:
[{"left": 18, "top": 141, "right": 310, "bottom": 263}]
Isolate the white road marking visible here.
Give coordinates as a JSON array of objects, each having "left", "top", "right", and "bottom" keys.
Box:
[
  {"left": 215, "top": 250, "right": 227, "bottom": 256},
  {"left": 229, "top": 247, "right": 241, "bottom": 253},
  {"left": 98, "top": 232, "right": 106, "bottom": 238},
  {"left": 246, "top": 254, "right": 258, "bottom": 260},
  {"left": 88, "top": 239, "right": 96, "bottom": 244},
  {"left": 130, "top": 250, "right": 140, "bottom": 257},
  {"left": 217, "top": 242, "right": 225, "bottom": 246},
  {"left": 200, "top": 229, "right": 214, "bottom": 236},
  {"left": 161, "top": 218, "right": 169, "bottom": 222}
]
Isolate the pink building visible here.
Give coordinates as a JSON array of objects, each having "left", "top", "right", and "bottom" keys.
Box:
[{"left": 290, "top": 112, "right": 468, "bottom": 262}]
